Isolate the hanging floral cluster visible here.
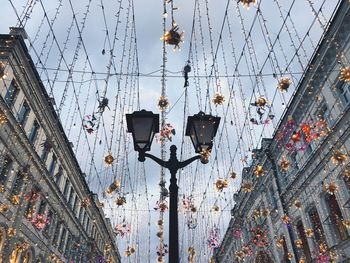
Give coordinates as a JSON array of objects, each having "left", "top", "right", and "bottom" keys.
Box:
[
  {"left": 339, "top": 66, "right": 350, "bottom": 82},
  {"left": 188, "top": 246, "right": 196, "bottom": 263},
  {"left": 212, "top": 205, "right": 220, "bottom": 213},
  {"left": 161, "top": 23, "right": 184, "bottom": 50},
  {"left": 239, "top": 0, "right": 257, "bottom": 8},
  {"left": 215, "top": 178, "right": 229, "bottom": 191},
  {"left": 154, "top": 200, "right": 168, "bottom": 212},
  {"left": 115, "top": 196, "right": 126, "bottom": 207},
  {"left": 232, "top": 228, "right": 243, "bottom": 239},
  {"left": 0, "top": 110, "right": 7, "bottom": 125},
  {"left": 312, "top": 243, "right": 338, "bottom": 263},
  {"left": 252, "top": 208, "right": 270, "bottom": 220},
  {"left": 106, "top": 180, "right": 121, "bottom": 195},
  {"left": 279, "top": 156, "right": 290, "bottom": 172},
  {"left": 230, "top": 170, "right": 237, "bottom": 179},
  {"left": 83, "top": 114, "right": 98, "bottom": 134},
  {"left": 277, "top": 77, "right": 292, "bottom": 92},
  {"left": 251, "top": 226, "right": 269, "bottom": 247},
  {"left": 48, "top": 254, "right": 64, "bottom": 263},
  {"left": 212, "top": 92, "right": 225, "bottom": 106},
  {"left": 157, "top": 123, "right": 175, "bottom": 143},
  {"left": 124, "top": 246, "right": 136, "bottom": 257},
  {"left": 325, "top": 182, "right": 338, "bottom": 195},
  {"left": 31, "top": 213, "right": 50, "bottom": 230},
  {"left": 207, "top": 227, "right": 221, "bottom": 249},
  {"left": 235, "top": 244, "right": 253, "bottom": 260},
  {"left": 276, "top": 237, "right": 284, "bottom": 248},
  {"left": 11, "top": 194, "right": 20, "bottom": 205},
  {"left": 114, "top": 223, "right": 131, "bottom": 237},
  {"left": 8, "top": 227, "right": 16, "bottom": 237},
  {"left": 181, "top": 195, "right": 197, "bottom": 213},
  {"left": 343, "top": 220, "right": 350, "bottom": 229},
  {"left": 276, "top": 116, "right": 296, "bottom": 144},
  {"left": 157, "top": 96, "right": 170, "bottom": 111},
  {"left": 331, "top": 150, "right": 347, "bottom": 165},
  {"left": 250, "top": 96, "right": 274, "bottom": 125},
  {"left": 96, "top": 97, "right": 110, "bottom": 114},
  {"left": 104, "top": 153, "right": 114, "bottom": 166}
]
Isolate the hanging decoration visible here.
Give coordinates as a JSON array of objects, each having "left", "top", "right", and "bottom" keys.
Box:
[
  {"left": 215, "top": 178, "right": 229, "bottom": 191},
  {"left": 239, "top": 0, "right": 257, "bottom": 8},
  {"left": 339, "top": 66, "right": 350, "bottom": 82},
  {"left": 305, "top": 228, "right": 314, "bottom": 238},
  {"left": 154, "top": 200, "right": 168, "bottom": 212},
  {"left": 188, "top": 246, "right": 196, "bottom": 263},
  {"left": 106, "top": 180, "right": 121, "bottom": 195},
  {"left": 8, "top": 227, "right": 16, "bottom": 237},
  {"left": 200, "top": 149, "right": 211, "bottom": 163},
  {"left": 277, "top": 77, "right": 292, "bottom": 92},
  {"left": 156, "top": 243, "right": 168, "bottom": 260},
  {"left": 183, "top": 62, "right": 191, "bottom": 87},
  {"left": 212, "top": 205, "right": 220, "bottom": 213},
  {"left": 232, "top": 228, "right": 243, "bottom": 239},
  {"left": 207, "top": 227, "right": 221, "bottom": 249},
  {"left": 124, "top": 246, "right": 136, "bottom": 257},
  {"left": 242, "top": 182, "right": 253, "bottom": 193},
  {"left": 250, "top": 97, "right": 274, "bottom": 125},
  {"left": 31, "top": 213, "right": 50, "bottom": 230},
  {"left": 11, "top": 195, "right": 20, "bottom": 205},
  {"left": 187, "top": 215, "right": 198, "bottom": 229},
  {"left": 83, "top": 114, "right": 98, "bottom": 134},
  {"left": 250, "top": 226, "right": 269, "bottom": 247},
  {"left": 279, "top": 156, "right": 290, "bottom": 172},
  {"left": 114, "top": 223, "right": 131, "bottom": 237},
  {"left": 241, "top": 244, "right": 253, "bottom": 257},
  {"left": 254, "top": 165, "right": 264, "bottom": 178},
  {"left": 0, "top": 204, "right": 9, "bottom": 213},
  {"left": 325, "top": 182, "right": 338, "bottom": 195},
  {"left": 281, "top": 214, "right": 291, "bottom": 225},
  {"left": 161, "top": 23, "right": 184, "bottom": 50},
  {"left": 157, "top": 95, "right": 170, "bottom": 111},
  {"left": 295, "top": 239, "right": 303, "bottom": 248},
  {"left": 342, "top": 220, "right": 350, "bottom": 229},
  {"left": 96, "top": 97, "right": 110, "bottom": 114},
  {"left": 0, "top": 110, "right": 7, "bottom": 125},
  {"left": 276, "top": 237, "right": 284, "bottom": 248},
  {"left": 0, "top": 61, "right": 6, "bottom": 79},
  {"left": 294, "top": 200, "right": 302, "bottom": 209},
  {"left": 157, "top": 123, "right": 176, "bottom": 143},
  {"left": 181, "top": 195, "right": 197, "bottom": 213},
  {"left": 230, "top": 171, "right": 237, "bottom": 179},
  {"left": 104, "top": 153, "right": 114, "bottom": 166},
  {"left": 331, "top": 150, "right": 347, "bottom": 165},
  {"left": 212, "top": 92, "right": 225, "bottom": 106},
  {"left": 115, "top": 196, "right": 126, "bottom": 207}
]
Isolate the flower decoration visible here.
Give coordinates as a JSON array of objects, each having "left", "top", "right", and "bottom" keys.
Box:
[
  {"left": 281, "top": 214, "right": 291, "bottom": 225},
  {"left": 242, "top": 182, "right": 253, "bottom": 193},
  {"left": 96, "top": 97, "right": 110, "bottom": 114},
  {"left": 114, "top": 223, "right": 131, "bottom": 237},
  {"left": 305, "top": 228, "right": 314, "bottom": 238},
  {"left": 239, "top": 0, "right": 257, "bottom": 8},
  {"left": 242, "top": 244, "right": 253, "bottom": 257},
  {"left": 295, "top": 239, "right": 303, "bottom": 248},
  {"left": 104, "top": 153, "right": 114, "bottom": 166},
  {"left": 106, "top": 180, "right": 121, "bottom": 195},
  {"left": 24, "top": 190, "right": 40, "bottom": 202},
  {"left": 207, "top": 227, "right": 221, "bottom": 249},
  {"left": 182, "top": 195, "right": 197, "bottom": 213},
  {"left": 115, "top": 196, "right": 126, "bottom": 207},
  {"left": 291, "top": 131, "right": 301, "bottom": 143},
  {"left": 339, "top": 66, "right": 350, "bottom": 82},
  {"left": 331, "top": 150, "right": 347, "bottom": 165},
  {"left": 254, "top": 165, "right": 264, "bottom": 178},
  {"left": 157, "top": 96, "right": 170, "bottom": 111},
  {"left": 157, "top": 123, "right": 175, "bottom": 143},
  {"left": 325, "top": 182, "right": 338, "bottom": 195},
  {"left": 276, "top": 237, "right": 284, "bottom": 248},
  {"left": 294, "top": 200, "right": 302, "bottom": 209},
  {"left": 157, "top": 219, "right": 163, "bottom": 226},
  {"left": 253, "top": 209, "right": 261, "bottom": 219},
  {"left": 161, "top": 23, "right": 184, "bottom": 50},
  {"left": 83, "top": 114, "right": 98, "bottom": 134},
  {"left": 215, "top": 178, "right": 228, "bottom": 191},
  {"left": 11, "top": 195, "right": 20, "bottom": 205},
  {"left": 188, "top": 246, "right": 196, "bottom": 263},
  {"left": 235, "top": 250, "right": 245, "bottom": 260},
  {"left": 154, "top": 200, "right": 168, "bottom": 212},
  {"left": 0, "top": 110, "right": 7, "bottom": 125},
  {"left": 0, "top": 204, "right": 9, "bottom": 213},
  {"left": 200, "top": 149, "right": 211, "bottom": 163},
  {"left": 232, "top": 228, "right": 243, "bottom": 239},
  {"left": 8, "top": 227, "right": 16, "bottom": 237},
  {"left": 81, "top": 197, "right": 91, "bottom": 208},
  {"left": 212, "top": 92, "right": 225, "bottom": 106},
  {"left": 125, "top": 246, "right": 136, "bottom": 257},
  {"left": 251, "top": 226, "right": 269, "bottom": 247},
  {"left": 277, "top": 77, "right": 292, "bottom": 92},
  {"left": 230, "top": 171, "right": 237, "bottom": 179},
  {"left": 279, "top": 156, "right": 290, "bottom": 172},
  {"left": 31, "top": 213, "right": 50, "bottom": 230}
]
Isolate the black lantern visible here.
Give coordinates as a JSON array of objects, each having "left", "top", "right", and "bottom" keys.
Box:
[
  {"left": 185, "top": 111, "right": 220, "bottom": 153},
  {"left": 126, "top": 110, "right": 159, "bottom": 160}
]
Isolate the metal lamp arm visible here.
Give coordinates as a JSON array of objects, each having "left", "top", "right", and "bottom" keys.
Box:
[
  {"left": 178, "top": 155, "right": 201, "bottom": 169},
  {"left": 144, "top": 153, "right": 168, "bottom": 168}
]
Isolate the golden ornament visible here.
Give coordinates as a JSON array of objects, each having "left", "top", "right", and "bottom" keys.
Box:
[
  {"left": 104, "top": 154, "right": 114, "bottom": 166},
  {"left": 200, "top": 149, "right": 211, "bottom": 163},
  {"left": 0, "top": 110, "right": 7, "bottom": 125},
  {"left": 158, "top": 95, "right": 170, "bottom": 111},
  {"left": 319, "top": 243, "right": 328, "bottom": 253},
  {"left": 0, "top": 62, "right": 6, "bottom": 79},
  {"left": 262, "top": 209, "right": 270, "bottom": 217},
  {"left": 161, "top": 24, "right": 184, "bottom": 50},
  {"left": 281, "top": 214, "right": 291, "bottom": 224},
  {"left": 340, "top": 66, "right": 350, "bottom": 82},
  {"left": 106, "top": 180, "right": 121, "bottom": 195},
  {"left": 305, "top": 228, "right": 313, "bottom": 238},
  {"left": 212, "top": 205, "right": 220, "bottom": 212},
  {"left": 239, "top": 0, "right": 257, "bottom": 8},
  {"left": 342, "top": 220, "right": 350, "bottom": 229},
  {"left": 0, "top": 204, "right": 9, "bottom": 213},
  {"left": 11, "top": 195, "right": 20, "bottom": 205},
  {"left": 115, "top": 196, "right": 126, "bottom": 206},
  {"left": 254, "top": 165, "right": 264, "bottom": 178},
  {"left": 287, "top": 253, "right": 294, "bottom": 260},
  {"left": 81, "top": 197, "right": 91, "bottom": 208},
  {"left": 276, "top": 237, "right": 284, "bottom": 248},
  {"left": 279, "top": 156, "right": 290, "bottom": 172},
  {"left": 342, "top": 168, "right": 350, "bottom": 180},
  {"left": 157, "top": 219, "right": 164, "bottom": 226},
  {"left": 255, "top": 97, "right": 268, "bottom": 108},
  {"left": 294, "top": 200, "right": 302, "bottom": 209},
  {"left": 295, "top": 239, "right": 303, "bottom": 248},
  {"left": 277, "top": 77, "right": 292, "bottom": 92},
  {"left": 242, "top": 182, "right": 253, "bottom": 193},
  {"left": 331, "top": 150, "right": 347, "bottom": 165},
  {"left": 212, "top": 92, "right": 225, "bottom": 106},
  {"left": 0, "top": 184, "right": 4, "bottom": 193},
  {"left": 325, "top": 182, "right": 338, "bottom": 195},
  {"left": 8, "top": 227, "right": 16, "bottom": 237},
  {"left": 215, "top": 178, "right": 228, "bottom": 191},
  {"left": 253, "top": 209, "right": 261, "bottom": 219}
]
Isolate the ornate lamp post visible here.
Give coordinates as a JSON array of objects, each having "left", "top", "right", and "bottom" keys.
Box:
[{"left": 126, "top": 110, "right": 220, "bottom": 263}]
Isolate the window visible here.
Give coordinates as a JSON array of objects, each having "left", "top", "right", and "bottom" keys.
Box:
[
  {"left": 296, "top": 220, "right": 311, "bottom": 262},
  {"left": 40, "top": 140, "right": 51, "bottom": 162},
  {"left": 0, "top": 156, "right": 12, "bottom": 184},
  {"left": 43, "top": 210, "right": 53, "bottom": 236},
  {"left": 65, "top": 233, "right": 72, "bottom": 257},
  {"left": 17, "top": 101, "right": 30, "bottom": 126},
  {"left": 336, "top": 81, "right": 350, "bottom": 108},
  {"left": 28, "top": 120, "right": 40, "bottom": 145},
  {"left": 58, "top": 228, "right": 67, "bottom": 252},
  {"left": 48, "top": 154, "right": 57, "bottom": 176},
  {"left": 52, "top": 221, "right": 62, "bottom": 246},
  {"left": 268, "top": 185, "right": 277, "bottom": 209},
  {"left": 55, "top": 166, "right": 63, "bottom": 185},
  {"left": 10, "top": 172, "right": 24, "bottom": 196},
  {"left": 4, "top": 79, "right": 19, "bottom": 107},
  {"left": 325, "top": 194, "right": 348, "bottom": 242},
  {"left": 317, "top": 102, "right": 333, "bottom": 127},
  {"left": 308, "top": 207, "right": 326, "bottom": 245},
  {"left": 73, "top": 196, "right": 79, "bottom": 214},
  {"left": 38, "top": 200, "right": 47, "bottom": 214},
  {"left": 79, "top": 207, "right": 84, "bottom": 223},
  {"left": 282, "top": 236, "right": 291, "bottom": 263},
  {"left": 63, "top": 179, "right": 70, "bottom": 197},
  {"left": 68, "top": 190, "right": 74, "bottom": 208}
]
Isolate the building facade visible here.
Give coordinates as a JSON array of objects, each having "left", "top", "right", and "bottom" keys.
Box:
[
  {"left": 216, "top": 1, "right": 350, "bottom": 262},
  {"left": 0, "top": 30, "right": 120, "bottom": 262}
]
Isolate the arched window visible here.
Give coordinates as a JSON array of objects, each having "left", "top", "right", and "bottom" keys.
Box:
[
  {"left": 0, "top": 227, "right": 6, "bottom": 260},
  {"left": 296, "top": 220, "right": 311, "bottom": 262},
  {"left": 325, "top": 194, "right": 348, "bottom": 242},
  {"left": 308, "top": 206, "right": 326, "bottom": 245}
]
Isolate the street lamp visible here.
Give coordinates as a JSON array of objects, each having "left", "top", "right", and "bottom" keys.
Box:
[{"left": 126, "top": 110, "right": 220, "bottom": 263}]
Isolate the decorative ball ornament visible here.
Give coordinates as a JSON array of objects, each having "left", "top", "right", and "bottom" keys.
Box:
[
  {"left": 106, "top": 180, "right": 121, "bottom": 195},
  {"left": 0, "top": 110, "right": 7, "bottom": 125},
  {"left": 8, "top": 227, "right": 16, "bottom": 237},
  {"left": 279, "top": 156, "right": 290, "bottom": 172},
  {"left": 11, "top": 195, "right": 20, "bottom": 205},
  {"left": 215, "top": 178, "right": 229, "bottom": 191},
  {"left": 331, "top": 150, "right": 347, "bottom": 165},
  {"left": 157, "top": 95, "right": 170, "bottom": 111},
  {"left": 212, "top": 92, "right": 225, "bottom": 106},
  {"left": 287, "top": 253, "right": 294, "bottom": 260},
  {"left": 104, "top": 153, "right": 114, "bottom": 166},
  {"left": 239, "top": 0, "right": 257, "bottom": 8},
  {"left": 325, "top": 182, "right": 338, "bottom": 195},
  {"left": 339, "top": 66, "right": 350, "bottom": 82},
  {"left": 242, "top": 182, "right": 253, "bottom": 193},
  {"left": 254, "top": 165, "right": 264, "bottom": 178},
  {"left": 277, "top": 77, "right": 292, "bottom": 92},
  {"left": 305, "top": 228, "right": 314, "bottom": 238},
  {"left": 161, "top": 23, "right": 184, "bottom": 50}
]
